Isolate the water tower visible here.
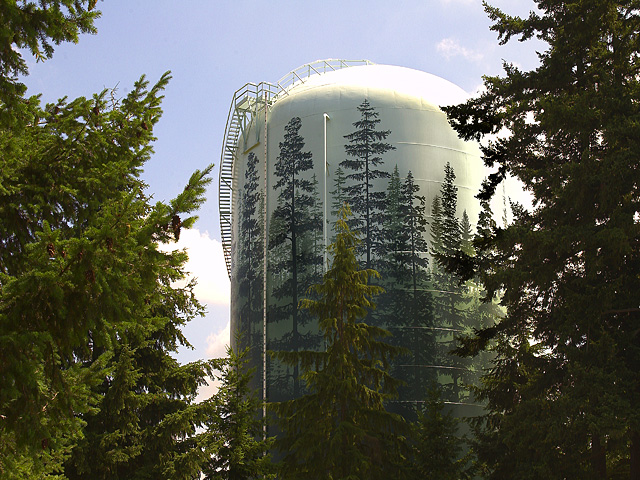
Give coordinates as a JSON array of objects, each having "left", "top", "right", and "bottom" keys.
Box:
[{"left": 219, "top": 59, "right": 491, "bottom": 420}]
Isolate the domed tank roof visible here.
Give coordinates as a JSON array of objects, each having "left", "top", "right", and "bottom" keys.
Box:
[{"left": 280, "top": 63, "right": 470, "bottom": 110}]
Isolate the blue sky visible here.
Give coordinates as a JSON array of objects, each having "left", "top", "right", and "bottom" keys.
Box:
[{"left": 21, "top": 0, "right": 542, "bottom": 393}]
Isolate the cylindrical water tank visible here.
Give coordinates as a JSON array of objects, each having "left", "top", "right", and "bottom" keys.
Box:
[{"left": 221, "top": 60, "right": 491, "bottom": 420}]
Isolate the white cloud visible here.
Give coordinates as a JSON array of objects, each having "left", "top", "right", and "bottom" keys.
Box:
[
  {"left": 196, "top": 375, "right": 222, "bottom": 403},
  {"left": 437, "top": 38, "right": 485, "bottom": 63},
  {"left": 206, "top": 320, "right": 231, "bottom": 359},
  {"left": 162, "top": 228, "right": 230, "bottom": 306},
  {"left": 194, "top": 321, "right": 231, "bottom": 402}
]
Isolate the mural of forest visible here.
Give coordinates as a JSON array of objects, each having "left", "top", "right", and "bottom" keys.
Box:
[{"left": 233, "top": 99, "right": 499, "bottom": 415}]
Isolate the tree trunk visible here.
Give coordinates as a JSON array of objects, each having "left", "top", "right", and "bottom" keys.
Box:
[
  {"left": 591, "top": 434, "right": 607, "bottom": 479},
  {"left": 631, "top": 429, "right": 640, "bottom": 480}
]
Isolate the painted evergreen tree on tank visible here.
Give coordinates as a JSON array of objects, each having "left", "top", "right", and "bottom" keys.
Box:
[
  {"left": 378, "top": 166, "right": 411, "bottom": 326},
  {"left": 430, "top": 162, "right": 485, "bottom": 404},
  {"left": 401, "top": 170, "right": 432, "bottom": 323},
  {"left": 330, "top": 166, "right": 348, "bottom": 218},
  {"left": 270, "top": 205, "right": 408, "bottom": 480},
  {"left": 306, "top": 174, "right": 324, "bottom": 280},
  {"left": 236, "top": 152, "right": 264, "bottom": 383},
  {"left": 379, "top": 167, "right": 434, "bottom": 412},
  {"left": 341, "top": 99, "right": 395, "bottom": 269},
  {"left": 400, "top": 170, "right": 435, "bottom": 398},
  {"left": 268, "top": 117, "right": 322, "bottom": 399},
  {"left": 430, "top": 164, "right": 466, "bottom": 403}
]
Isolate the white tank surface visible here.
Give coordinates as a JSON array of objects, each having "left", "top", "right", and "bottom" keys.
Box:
[
  {"left": 220, "top": 60, "right": 491, "bottom": 420},
  {"left": 264, "top": 63, "right": 483, "bottom": 227}
]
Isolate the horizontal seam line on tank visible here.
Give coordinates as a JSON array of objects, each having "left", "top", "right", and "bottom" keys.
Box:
[
  {"left": 389, "top": 400, "right": 480, "bottom": 406},
  {"left": 407, "top": 179, "right": 478, "bottom": 192},
  {"left": 394, "top": 365, "right": 472, "bottom": 370},
  {"left": 395, "top": 141, "right": 474, "bottom": 155},
  {"left": 387, "top": 325, "right": 464, "bottom": 330}
]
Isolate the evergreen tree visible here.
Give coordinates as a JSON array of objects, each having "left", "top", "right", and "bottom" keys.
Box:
[
  {"left": 64, "top": 289, "right": 217, "bottom": 479},
  {"left": 460, "top": 210, "right": 474, "bottom": 257},
  {"left": 430, "top": 195, "right": 445, "bottom": 257},
  {"left": 379, "top": 167, "right": 434, "bottom": 407},
  {"left": 0, "top": 6, "right": 217, "bottom": 476},
  {"left": 440, "top": 162, "right": 462, "bottom": 259},
  {"left": 444, "top": 1, "right": 640, "bottom": 477},
  {"left": 402, "top": 171, "right": 431, "bottom": 317},
  {"left": 271, "top": 205, "right": 408, "bottom": 480},
  {"left": 341, "top": 99, "right": 395, "bottom": 268},
  {"left": 236, "top": 152, "right": 264, "bottom": 380},
  {"left": 430, "top": 164, "right": 467, "bottom": 403},
  {"left": 0, "top": 0, "right": 98, "bottom": 119},
  {"left": 307, "top": 174, "right": 325, "bottom": 279},
  {"left": 202, "top": 345, "right": 275, "bottom": 480},
  {"left": 409, "top": 387, "right": 474, "bottom": 480},
  {"left": 329, "top": 166, "right": 348, "bottom": 220},
  {"left": 268, "top": 117, "right": 321, "bottom": 399},
  {"left": 379, "top": 165, "right": 411, "bottom": 327},
  {"left": 0, "top": 71, "right": 216, "bottom": 477},
  {"left": 400, "top": 170, "right": 434, "bottom": 400}
]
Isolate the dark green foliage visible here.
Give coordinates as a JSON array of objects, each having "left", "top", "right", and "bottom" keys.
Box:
[
  {"left": 379, "top": 167, "right": 434, "bottom": 407},
  {"left": 0, "top": 0, "right": 99, "bottom": 122},
  {"left": 341, "top": 99, "right": 395, "bottom": 268},
  {"left": 460, "top": 211, "right": 474, "bottom": 257},
  {"left": 202, "top": 345, "right": 275, "bottom": 480},
  {"left": 444, "top": 1, "right": 640, "bottom": 477},
  {"left": 330, "top": 166, "right": 348, "bottom": 219},
  {"left": 430, "top": 165, "right": 467, "bottom": 403},
  {"left": 379, "top": 166, "right": 411, "bottom": 325},
  {"left": 271, "top": 205, "right": 408, "bottom": 480},
  {"left": 0, "top": 71, "right": 216, "bottom": 477},
  {"left": 409, "top": 387, "right": 474, "bottom": 480},
  {"left": 0, "top": 8, "right": 218, "bottom": 477},
  {"left": 64, "top": 309, "right": 217, "bottom": 480},
  {"left": 439, "top": 162, "right": 461, "bottom": 259},
  {"left": 268, "top": 117, "right": 322, "bottom": 399},
  {"left": 236, "top": 152, "right": 264, "bottom": 386}
]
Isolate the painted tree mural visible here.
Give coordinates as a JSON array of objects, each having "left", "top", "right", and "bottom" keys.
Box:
[
  {"left": 268, "top": 117, "right": 322, "bottom": 399},
  {"left": 430, "top": 164, "right": 468, "bottom": 403},
  {"left": 429, "top": 162, "right": 498, "bottom": 405},
  {"left": 341, "top": 99, "right": 395, "bottom": 269},
  {"left": 236, "top": 152, "right": 264, "bottom": 380},
  {"left": 379, "top": 167, "right": 435, "bottom": 410}
]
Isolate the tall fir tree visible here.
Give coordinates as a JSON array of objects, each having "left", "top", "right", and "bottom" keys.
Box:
[
  {"left": 0, "top": 70, "right": 217, "bottom": 477},
  {"left": 459, "top": 210, "right": 474, "bottom": 257},
  {"left": 430, "top": 195, "right": 445, "bottom": 258},
  {"left": 444, "top": 1, "right": 640, "bottom": 477},
  {"left": 379, "top": 167, "right": 434, "bottom": 408},
  {"left": 236, "top": 152, "right": 264, "bottom": 381},
  {"left": 202, "top": 345, "right": 275, "bottom": 480},
  {"left": 440, "top": 162, "right": 462, "bottom": 259},
  {"left": 271, "top": 205, "right": 408, "bottom": 480},
  {"left": 0, "top": 5, "right": 219, "bottom": 476},
  {"left": 379, "top": 165, "right": 411, "bottom": 329},
  {"left": 341, "top": 99, "right": 395, "bottom": 268},
  {"left": 330, "top": 166, "right": 348, "bottom": 219},
  {"left": 400, "top": 170, "right": 435, "bottom": 401},
  {"left": 430, "top": 164, "right": 467, "bottom": 403},
  {"left": 306, "top": 174, "right": 325, "bottom": 280},
  {"left": 268, "top": 117, "right": 321, "bottom": 399},
  {"left": 0, "top": 0, "right": 98, "bottom": 121},
  {"left": 408, "top": 386, "right": 474, "bottom": 480}
]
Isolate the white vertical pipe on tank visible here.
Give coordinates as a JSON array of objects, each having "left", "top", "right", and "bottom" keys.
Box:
[
  {"left": 262, "top": 91, "right": 269, "bottom": 436},
  {"left": 323, "top": 113, "right": 330, "bottom": 272}
]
